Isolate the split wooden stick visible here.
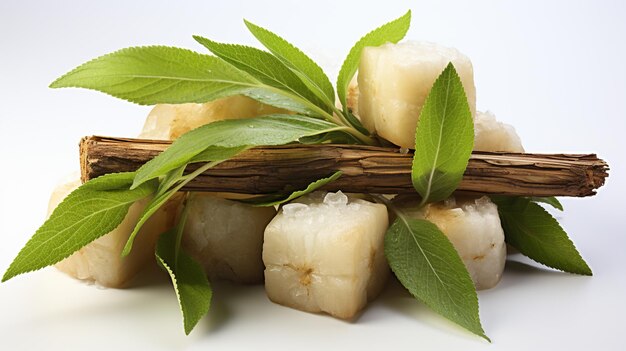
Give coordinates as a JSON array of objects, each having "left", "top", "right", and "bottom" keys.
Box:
[{"left": 80, "top": 136, "right": 608, "bottom": 197}]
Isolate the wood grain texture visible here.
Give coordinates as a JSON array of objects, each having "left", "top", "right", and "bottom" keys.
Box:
[{"left": 80, "top": 136, "right": 608, "bottom": 197}]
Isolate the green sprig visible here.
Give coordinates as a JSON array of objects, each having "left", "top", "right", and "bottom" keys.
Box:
[{"left": 2, "top": 10, "right": 592, "bottom": 340}]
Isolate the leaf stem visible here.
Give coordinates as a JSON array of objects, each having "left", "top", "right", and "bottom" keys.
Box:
[
  {"left": 266, "top": 85, "right": 376, "bottom": 146},
  {"left": 372, "top": 194, "right": 410, "bottom": 222},
  {"left": 344, "top": 127, "right": 377, "bottom": 146},
  {"left": 173, "top": 193, "right": 191, "bottom": 270}
]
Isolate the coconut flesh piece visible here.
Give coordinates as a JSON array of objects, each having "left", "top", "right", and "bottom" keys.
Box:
[
  {"left": 182, "top": 193, "right": 276, "bottom": 284},
  {"left": 357, "top": 41, "right": 476, "bottom": 148},
  {"left": 263, "top": 191, "right": 389, "bottom": 319},
  {"left": 51, "top": 174, "right": 179, "bottom": 288},
  {"left": 394, "top": 196, "right": 506, "bottom": 290}
]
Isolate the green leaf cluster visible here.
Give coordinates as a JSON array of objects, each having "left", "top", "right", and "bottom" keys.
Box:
[
  {"left": 3, "top": 9, "right": 593, "bottom": 341},
  {"left": 6, "top": 11, "right": 412, "bottom": 334},
  {"left": 385, "top": 63, "right": 487, "bottom": 339}
]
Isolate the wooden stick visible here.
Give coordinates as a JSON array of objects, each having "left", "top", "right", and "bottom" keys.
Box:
[{"left": 80, "top": 136, "right": 608, "bottom": 197}]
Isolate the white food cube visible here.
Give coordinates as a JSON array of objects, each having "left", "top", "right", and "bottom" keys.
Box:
[
  {"left": 395, "top": 196, "right": 506, "bottom": 290},
  {"left": 263, "top": 191, "right": 389, "bottom": 319},
  {"left": 358, "top": 41, "right": 476, "bottom": 148},
  {"left": 51, "top": 175, "right": 179, "bottom": 288},
  {"left": 474, "top": 110, "right": 525, "bottom": 152},
  {"left": 182, "top": 194, "right": 277, "bottom": 284},
  {"left": 139, "top": 95, "right": 288, "bottom": 140}
]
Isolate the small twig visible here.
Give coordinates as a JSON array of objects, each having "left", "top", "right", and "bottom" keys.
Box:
[{"left": 80, "top": 136, "right": 609, "bottom": 197}]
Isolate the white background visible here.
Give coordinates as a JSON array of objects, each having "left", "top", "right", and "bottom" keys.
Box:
[{"left": 1, "top": 1, "right": 625, "bottom": 350}]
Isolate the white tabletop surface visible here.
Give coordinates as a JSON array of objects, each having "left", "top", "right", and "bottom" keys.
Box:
[{"left": 1, "top": 1, "right": 624, "bottom": 350}]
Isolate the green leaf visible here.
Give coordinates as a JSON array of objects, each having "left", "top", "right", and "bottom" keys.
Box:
[
  {"left": 385, "top": 217, "right": 489, "bottom": 340},
  {"left": 156, "top": 229, "right": 212, "bottom": 335},
  {"left": 50, "top": 46, "right": 258, "bottom": 105},
  {"left": 492, "top": 197, "right": 591, "bottom": 275},
  {"left": 193, "top": 36, "right": 330, "bottom": 116},
  {"left": 411, "top": 63, "right": 474, "bottom": 204},
  {"left": 132, "top": 114, "right": 347, "bottom": 189},
  {"left": 189, "top": 145, "right": 249, "bottom": 164},
  {"left": 241, "top": 88, "right": 321, "bottom": 116},
  {"left": 2, "top": 172, "right": 156, "bottom": 282},
  {"left": 530, "top": 196, "right": 563, "bottom": 211},
  {"left": 242, "top": 171, "right": 342, "bottom": 206},
  {"left": 244, "top": 19, "right": 335, "bottom": 107},
  {"left": 336, "top": 10, "right": 411, "bottom": 111}
]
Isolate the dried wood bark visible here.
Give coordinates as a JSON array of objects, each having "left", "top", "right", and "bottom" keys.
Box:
[{"left": 80, "top": 136, "right": 608, "bottom": 197}]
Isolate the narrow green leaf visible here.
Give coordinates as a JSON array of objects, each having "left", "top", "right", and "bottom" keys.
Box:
[
  {"left": 242, "top": 171, "right": 342, "bottom": 206},
  {"left": 411, "top": 63, "right": 474, "bottom": 204},
  {"left": 2, "top": 172, "right": 156, "bottom": 282},
  {"left": 241, "top": 87, "right": 322, "bottom": 116},
  {"left": 530, "top": 196, "right": 564, "bottom": 211},
  {"left": 193, "top": 36, "right": 329, "bottom": 116},
  {"left": 189, "top": 145, "right": 249, "bottom": 164},
  {"left": 244, "top": 19, "right": 335, "bottom": 106},
  {"left": 493, "top": 197, "right": 591, "bottom": 275},
  {"left": 156, "top": 229, "right": 212, "bottom": 335},
  {"left": 132, "top": 114, "right": 347, "bottom": 189},
  {"left": 50, "top": 46, "right": 257, "bottom": 105},
  {"left": 336, "top": 10, "right": 411, "bottom": 110},
  {"left": 385, "top": 217, "right": 489, "bottom": 340}
]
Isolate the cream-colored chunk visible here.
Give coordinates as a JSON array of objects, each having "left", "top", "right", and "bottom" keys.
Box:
[
  {"left": 395, "top": 196, "right": 506, "bottom": 290},
  {"left": 182, "top": 194, "right": 276, "bottom": 284},
  {"left": 138, "top": 95, "right": 288, "bottom": 140},
  {"left": 474, "top": 110, "right": 525, "bottom": 152},
  {"left": 358, "top": 41, "right": 476, "bottom": 148},
  {"left": 51, "top": 175, "right": 179, "bottom": 288},
  {"left": 263, "top": 191, "right": 389, "bottom": 319}
]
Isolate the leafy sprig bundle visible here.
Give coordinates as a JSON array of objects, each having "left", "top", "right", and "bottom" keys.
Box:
[{"left": 2, "top": 10, "right": 591, "bottom": 339}]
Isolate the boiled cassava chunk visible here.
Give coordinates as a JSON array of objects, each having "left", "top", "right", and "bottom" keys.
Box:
[
  {"left": 358, "top": 41, "right": 476, "bottom": 148},
  {"left": 263, "top": 191, "right": 389, "bottom": 319},
  {"left": 474, "top": 110, "right": 525, "bottom": 152},
  {"left": 395, "top": 196, "right": 506, "bottom": 290},
  {"left": 181, "top": 194, "right": 277, "bottom": 284},
  {"left": 138, "top": 95, "right": 288, "bottom": 140},
  {"left": 51, "top": 175, "right": 179, "bottom": 288}
]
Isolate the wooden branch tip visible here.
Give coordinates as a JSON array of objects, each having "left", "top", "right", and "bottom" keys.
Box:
[{"left": 79, "top": 136, "right": 609, "bottom": 198}]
